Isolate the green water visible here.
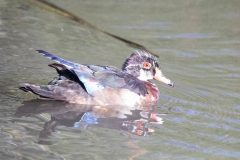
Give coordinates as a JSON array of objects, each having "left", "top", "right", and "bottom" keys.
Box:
[{"left": 0, "top": 0, "right": 239, "bottom": 159}]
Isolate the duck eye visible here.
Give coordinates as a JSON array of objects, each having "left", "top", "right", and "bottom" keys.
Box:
[{"left": 143, "top": 62, "right": 152, "bottom": 69}]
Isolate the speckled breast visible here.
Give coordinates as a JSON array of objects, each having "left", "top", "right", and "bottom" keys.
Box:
[{"left": 142, "top": 81, "right": 159, "bottom": 111}]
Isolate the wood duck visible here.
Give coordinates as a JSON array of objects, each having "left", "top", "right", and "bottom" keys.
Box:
[{"left": 20, "top": 49, "right": 173, "bottom": 131}]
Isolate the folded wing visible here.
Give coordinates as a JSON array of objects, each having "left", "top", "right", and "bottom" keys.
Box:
[{"left": 37, "top": 50, "right": 148, "bottom": 96}]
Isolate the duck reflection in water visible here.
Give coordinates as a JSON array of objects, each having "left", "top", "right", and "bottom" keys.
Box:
[{"left": 15, "top": 99, "right": 162, "bottom": 140}]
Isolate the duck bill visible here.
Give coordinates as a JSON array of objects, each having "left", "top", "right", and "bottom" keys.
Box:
[{"left": 154, "top": 68, "right": 174, "bottom": 87}]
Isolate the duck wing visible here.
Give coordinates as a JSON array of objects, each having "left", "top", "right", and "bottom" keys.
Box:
[{"left": 37, "top": 50, "right": 148, "bottom": 96}]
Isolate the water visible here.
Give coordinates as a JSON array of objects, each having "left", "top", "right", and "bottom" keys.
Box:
[{"left": 0, "top": 0, "right": 240, "bottom": 159}]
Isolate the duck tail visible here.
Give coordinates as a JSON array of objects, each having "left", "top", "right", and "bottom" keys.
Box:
[
  {"left": 36, "top": 50, "right": 78, "bottom": 69},
  {"left": 19, "top": 83, "right": 65, "bottom": 100}
]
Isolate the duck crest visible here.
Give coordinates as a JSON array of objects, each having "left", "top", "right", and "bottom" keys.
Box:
[{"left": 122, "top": 50, "right": 158, "bottom": 71}]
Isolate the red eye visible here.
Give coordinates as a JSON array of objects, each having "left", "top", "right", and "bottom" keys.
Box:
[{"left": 143, "top": 62, "right": 152, "bottom": 69}]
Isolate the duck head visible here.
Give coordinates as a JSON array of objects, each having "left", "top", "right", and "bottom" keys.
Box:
[{"left": 122, "top": 50, "right": 174, "bottom": 87}]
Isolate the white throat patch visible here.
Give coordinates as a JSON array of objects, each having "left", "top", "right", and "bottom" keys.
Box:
[{"left": 137, "top": 69, "right": 153, "bottom": 81}]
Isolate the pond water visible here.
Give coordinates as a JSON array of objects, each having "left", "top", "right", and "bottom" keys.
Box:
[{"left": 0, "top": 0, "right": 240, "bottom": 159}]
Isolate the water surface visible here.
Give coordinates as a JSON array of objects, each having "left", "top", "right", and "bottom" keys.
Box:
[{"left": 0, "top": 0, "right": 240, "bottom": 159}]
